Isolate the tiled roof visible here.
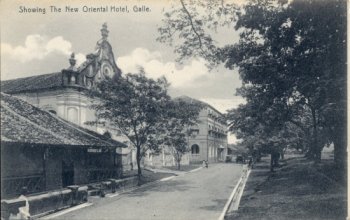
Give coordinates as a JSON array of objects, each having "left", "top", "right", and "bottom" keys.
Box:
[
  {"left": 1, "top": 72, "right": 63, "bottom": 94},
  {"left": 1, "top": 93, "right": 126, "bottom": 148},
  {"left": 175, "top": 95, "right": 224, "bottom": 115}
]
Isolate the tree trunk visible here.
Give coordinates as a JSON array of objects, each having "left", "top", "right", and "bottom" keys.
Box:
[
  {"left": 333, "top": 127, "right": 347, "bottom": 171},
  {"left": 275, "top": 153, "right": 280, "bottom": 167},
  {"left": 175, "top": 152, "right": 182, "bottom": 170},
  {"left": 270, "top": 153, "right": 274, "bottom": 172},
  {"left": 136, "top": 146, "right": 142, "bottom": 185},
  {"left": 311, "top": 107, "right": 321, "bottom": 162}
]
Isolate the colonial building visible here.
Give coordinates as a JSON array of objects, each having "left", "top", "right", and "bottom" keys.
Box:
[
  {"left": 1, "top": 24, "right": 228, "bottom": 175},
  {"left": 144, "top": 96, "right": 228, "bottom": 167},
  {"left": 180, "top": 96, "right": 228, "bottom": 164},
  {"left": 1, "top": 93, "right": 126, "bottom": 199},
  {"left": 1, "top": 23, "right": 136, "bottom": 170}
]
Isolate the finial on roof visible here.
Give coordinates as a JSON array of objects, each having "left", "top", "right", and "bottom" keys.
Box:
[
  {"left": 101, "top": 23, "right": 109, "bottom": 40},
  {"left": 69, "top": 53, "right": 76, "bottom": 67}
]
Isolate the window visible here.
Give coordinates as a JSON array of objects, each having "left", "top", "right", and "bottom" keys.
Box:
[
  {"left": 190, "top": 129, "right": 199, "bottom": 136},
  {"left": 103, "top": 131, "right": 111, "bottom": 139},
  {"left": 191, "top": 144, "right": 200, "bottom": 154},
  {"left": 43, "top": 105, "right": 56, "bottom": 115},
  {"left": 67, "top": 107, "right": 78, "bottom": 124}
]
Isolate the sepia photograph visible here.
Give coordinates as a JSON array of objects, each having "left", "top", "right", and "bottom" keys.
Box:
[{"left": 0, "top": 0, "right": 348, "bottom": 219}]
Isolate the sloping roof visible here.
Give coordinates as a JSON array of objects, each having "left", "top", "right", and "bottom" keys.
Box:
[
  {"left": 175, "top": 95, "right": 224, "bottom": 115},
  {"left": 0, "top": 93, "right": 126, "bottom": 148},
  {"left": 1, "top": 72, "right": 63, "bottom": 94}
]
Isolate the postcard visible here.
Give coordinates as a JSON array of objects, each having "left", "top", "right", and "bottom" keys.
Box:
[{"left": 1, "top": 0, "right": 348, "bottom": 219}]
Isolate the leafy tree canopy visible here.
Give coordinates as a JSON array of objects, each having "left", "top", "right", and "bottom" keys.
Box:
[
  {"left": 159, "top": 0, "right": 346, "bottom": 169},
  {"left": 87, "top": 70, "right": 171, "bottom": 179},
  {"left": 164, "top": 98, "right": 203, "bottom": 169}
]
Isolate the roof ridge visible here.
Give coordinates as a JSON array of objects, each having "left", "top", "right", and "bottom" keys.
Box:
[
  {"left": 175, "top": 95, "right": 225, "bottom": 115},
  {"left": 1, "top": 72, "right": 61, "bottom": 82}
]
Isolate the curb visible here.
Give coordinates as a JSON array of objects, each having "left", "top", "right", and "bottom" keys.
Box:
[
  {"left": 105, "top": 165, "right": 203, "bottom": 195},
  {"left": 218, "top": 165, "right": 251, "bottom": 220},
  {"left": 187, "top": 166, "right": 203, "bottom": 173},
  {"left": 38, "top": 166, "right": 203, "bottom": 219},
  {"left": 144, "top": 166, "right": 203, "bottom": 175},
  {"left": 39, "top": 178, "right": 170, "bottom": 220},
  {"left": 39, "top": 203, "right": 93, "bottom": 219}
]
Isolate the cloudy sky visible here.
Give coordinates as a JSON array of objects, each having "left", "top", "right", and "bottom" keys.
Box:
[{"left": 1, "top": 0, "right": 245, "bottom": 143}]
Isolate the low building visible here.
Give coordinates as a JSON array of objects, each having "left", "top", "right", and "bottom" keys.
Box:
[
  {"left": 1, "top": 93, "right": 126, "bottom": 199},
  {"left": 143, "top": 146, "right": 190, "bottom": 168}
]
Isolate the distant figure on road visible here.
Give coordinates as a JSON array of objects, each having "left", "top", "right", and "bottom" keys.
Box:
[
  {"left": 236, "top": 155, "right": 244, "bottom": 163},
  {"left": 248, "top": 157, "right": 253, "bottom": 168},
  {"left": 202, "top": 160, "right": 208, "bottom": 168}
]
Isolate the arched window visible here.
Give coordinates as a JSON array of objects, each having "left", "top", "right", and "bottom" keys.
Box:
[
  {"left": 103, "top": 131, "right": 111, "bottom": 139},
  {"left": 71, "top": 76, "right": 76, "bottom": 84},
  {"left": 191, "top": 144, "right": 200, "bottom": 154},
  {"left": 43, "top": 105, "right": 56, "bottom": 115},
  {"left": 67, "top": 107, "right": 78, "bottom": 124}
]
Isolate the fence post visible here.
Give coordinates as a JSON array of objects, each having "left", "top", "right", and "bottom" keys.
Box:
[{"left": 67, "top": 185, "right": 79, "bottom": 206}]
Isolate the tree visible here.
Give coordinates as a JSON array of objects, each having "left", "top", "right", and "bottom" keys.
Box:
[
  {"left": 287, "top": 0, "right": 346, "bottom": 167},
  {"left": 157, "top": 0, "right": 238, "bottom": 67},
  {"left": 159, "top": 0, "right": 346, "bottom": 170},
  {"left": 164, "top": 99, "right": 202, "bottom": 170},
  {"left": 88, "top": 70, "right": 171, "bottom": 182},
  {"left": 226, "top": 100, "right": 306, "bottom": 172}
]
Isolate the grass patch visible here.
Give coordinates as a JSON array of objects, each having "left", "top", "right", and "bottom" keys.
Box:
[{"left": 227, "top": 155, "right": 347, "bottom": 220}]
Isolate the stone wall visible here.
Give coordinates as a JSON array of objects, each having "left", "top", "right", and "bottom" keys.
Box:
[{"left": 143, "top": 150, "right": 190, "bottom": 168}]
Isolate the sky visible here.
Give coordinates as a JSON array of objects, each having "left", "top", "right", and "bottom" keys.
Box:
[{"left": 1, "top": 0, "right": 245, "bottom": 143}]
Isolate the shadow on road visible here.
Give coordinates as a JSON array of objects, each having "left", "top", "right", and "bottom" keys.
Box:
[
  {"left": 199, "top": 198, "right": 227, "bottom": 211},
  {"left": 125, "top": 179, "right": 194, "bottom": 197}
]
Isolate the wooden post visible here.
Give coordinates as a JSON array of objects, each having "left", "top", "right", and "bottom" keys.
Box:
[{"left": 43, "top": 147, "right": 48, "bottom": 191}]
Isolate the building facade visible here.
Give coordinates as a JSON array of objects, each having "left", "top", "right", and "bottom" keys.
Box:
[
  {"left": 2, "top": 23, "right": 121, "bottom": 126},
  {"left": 1, "top": 24, "right": 228, "bottom": 172},
  {"left": 143, "top": 96, "right": 229, "bottom": 167},
  {"left": 181, "top": 96, "right": 228, "bottom": 164},
  {"left": 1, "top": 23, "right": 137, "bottom": 170},
  {"left": 1, "top": 93, "right": 126, "bottom": 199}
]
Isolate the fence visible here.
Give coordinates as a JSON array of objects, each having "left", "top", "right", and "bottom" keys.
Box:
[
  {"left": 1, "top": 186, "right": 88, "bottom": 220},
  {"left": 1, "top": 174, "right": 45, "bottom": 199}
]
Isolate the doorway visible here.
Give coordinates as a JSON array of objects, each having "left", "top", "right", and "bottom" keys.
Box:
[{"left": 62, "top": 161, "right": 74, "bottom": 187}]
